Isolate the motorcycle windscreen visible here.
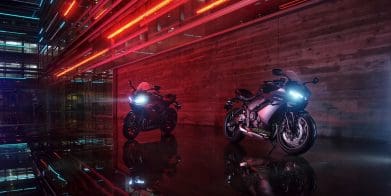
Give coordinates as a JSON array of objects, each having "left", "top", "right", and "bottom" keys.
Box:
[
  {"left": 285, "top": 70, "right": 302, "bottom": 82},
  {"left": 258, "top": 104, "right": 281, "bottom": 125}
]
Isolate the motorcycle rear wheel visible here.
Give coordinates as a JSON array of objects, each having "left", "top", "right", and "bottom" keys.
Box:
[
  {"left": 160, "top": 108, "right": 177, "bottom": 136},
  {"left": 224, "top": 108, "right": 245, "bottom": 143},
  {"left": 123, "top": 111, "right": 140, "bottom": 140},
  {"left": 277, "top": 112, "right": 317, "bottom": 155}
]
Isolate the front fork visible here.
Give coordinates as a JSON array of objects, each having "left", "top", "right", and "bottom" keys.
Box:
[
  {"left": 284, "top": 112, "right": 296, "bottom": 133},
  {"left": 281, "top": 111, "right": 306, "bottom": 138}
]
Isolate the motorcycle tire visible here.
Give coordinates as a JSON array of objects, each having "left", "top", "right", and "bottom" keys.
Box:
[
  {"left": 160, "top": 108, "right": 177, "bottom": 136},
  {"left": 123, "top": 111, "right": 140, "bottom": 140},
  {"left": 224, "top": 108, "right": 245, "bottom": 143},
  {"left": 277, "top": 112, "right": 317, "bottom": 155}
]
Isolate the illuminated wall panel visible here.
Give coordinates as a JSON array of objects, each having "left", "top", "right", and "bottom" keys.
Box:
[{"left": 115, "top": 0, "right": 391, "bottom": 140}]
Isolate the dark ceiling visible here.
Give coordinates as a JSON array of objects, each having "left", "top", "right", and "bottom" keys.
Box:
[{"left": 0, "top": 0, "right": 42, "bottom": 42}]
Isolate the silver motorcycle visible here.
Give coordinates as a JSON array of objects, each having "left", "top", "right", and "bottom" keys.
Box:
[{"left": 224, "top": 69, "right": 319, "bottom": 155}]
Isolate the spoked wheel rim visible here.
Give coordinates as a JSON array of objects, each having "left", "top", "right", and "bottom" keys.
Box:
[
  {"left": 123, "top": 112, "right": 139, "bottom": 139},
  {"left": 280, "top": 116, "right": 310, "bottom": 149},
  {"left": 125, "top": 126, "right": 138, "bottom": 139},
  {"left": 224, "top": 109, "right": 242, "bottom": 139}
]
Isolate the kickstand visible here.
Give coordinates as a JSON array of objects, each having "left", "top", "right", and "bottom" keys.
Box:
[{"left": 267, "top": 141, "right": 277, "bottom": 156}]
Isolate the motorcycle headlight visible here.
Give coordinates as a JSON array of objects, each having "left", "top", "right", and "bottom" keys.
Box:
[
  {"left": 128, "top": 177, "right": 145, "bottom": 185},
  {"left": 285, "top": 82, "right": 310, "bottom": 109},
  {"left": 133, "top": 94, "right": 148, "bottom": 105},
  {"left": 288, "top": 90, "right": 305, "bottom": 101}
]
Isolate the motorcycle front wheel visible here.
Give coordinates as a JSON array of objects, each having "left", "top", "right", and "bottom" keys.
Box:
[
  {"left": 123, "top": 111, "right": 140, "bottom": 140},
  {"left": 224, "top": 108, "right": 245, "bottom": 143},
  {"left": 160, "top": 108, "right": 177, "bottom": 136},
  {"left": 277, "top": 112, "right": 317, "bottom": 155}
]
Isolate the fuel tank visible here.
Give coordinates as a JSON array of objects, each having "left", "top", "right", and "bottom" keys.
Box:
[
  {"left": 257, "top": 88, "right": 285, "bottom": 125},
  {"left": 247, "top": 98, "right": 265, "bottom": 111},
  {"left": 258, "top": 104, "right": 280, "bottom": 125}
]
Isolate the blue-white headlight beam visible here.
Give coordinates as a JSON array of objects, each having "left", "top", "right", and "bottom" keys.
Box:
[
  {"left": 134, "top": 94, "right": 148, "bottom": 105},
  {"left": 288, "top": 90, "right": 304, "bottom": 100}
]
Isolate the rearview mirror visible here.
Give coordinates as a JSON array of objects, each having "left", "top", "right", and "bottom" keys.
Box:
[
  {"left": 272, "top": 69, "right": 283, "bottom": 76},
  {"left": 312, "top": 77, "right": 319, "bottom": 84}
]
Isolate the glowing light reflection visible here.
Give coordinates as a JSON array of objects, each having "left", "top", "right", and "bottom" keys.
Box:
[{"left": 107, "top": 0, "right": 173, "bottom": 39}]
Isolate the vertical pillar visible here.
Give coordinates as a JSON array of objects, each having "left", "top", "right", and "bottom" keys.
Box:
[{"left": 112, "top": 68, "right": 118, "bottom": 168}]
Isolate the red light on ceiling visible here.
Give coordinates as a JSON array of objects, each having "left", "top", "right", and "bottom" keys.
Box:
[
  {"left": 63, "top": 0, "right": 77, "bottom": 17},
  {"left": 279, "top": 0, "right": 309, "bottom": 10},
  {"left": 56, "top": 49, "right": 109, "bottom": 77},
  {"left": 107, "top": 0, "right": 173, "bottom": 39},
  {"left": 196, "top": 0, "right": 228, "bottom": 15},
  {"left": 94, "top": 9, "right": 107, "bottom": 20}
]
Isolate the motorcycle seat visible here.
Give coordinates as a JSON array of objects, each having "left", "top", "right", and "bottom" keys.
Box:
[
  {"left": 235, "top": 89, "right": 256, "bottom": 101},
  {"left": 262, "top": 83, "right": 279, "bottom": 94}
]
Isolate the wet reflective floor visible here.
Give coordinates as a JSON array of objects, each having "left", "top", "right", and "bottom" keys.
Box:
[{"left": 1, "top": 125, "right": 391, "bottom": 195}]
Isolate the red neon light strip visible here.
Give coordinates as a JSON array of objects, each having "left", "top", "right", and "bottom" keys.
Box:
[
  {"left": 140, "top": 0, "right": 188, "bottom": 26},
  {"left": 94, "top": 9, "right": 107, "bottom": 20},
  {"left": 82, "top": 0, "right": 259, "bottom": 73},
  {"left": 56, "top": 49, "right": 109, "bottom": 77},
  {"left": 279, "top": 0, "right": 309, "bottom": 9},
  {"left": 66, "top": 0, "right": 138, "bottom": 56},
  {"left": 196, "top": 0, "right": 228, "bottom": 14},
  {"left": 107, "top": 0, "right": 173, "bottom": 39},
  {"left": 112, "top": 27, "right": 148, "bottom": 48},
  {"left": 64, "top": 0, "right": 76, "bottom": 17}
]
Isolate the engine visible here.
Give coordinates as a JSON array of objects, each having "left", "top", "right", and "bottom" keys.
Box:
[
  {"left": 248, "top": 111, "right": 270, "bottom": 137},
  {"left": 249, "top": 111, "right": 262, "bottom": 128}
]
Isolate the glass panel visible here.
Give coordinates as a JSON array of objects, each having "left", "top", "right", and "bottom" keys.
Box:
[
  {"left": 5, "top": 73, "right": 22, "bottom": 78},
  {"left": 25, "top": 64, "right": 38, "bottom": 69},
  {"left": 5, "top": 41, "right": 22, "bottom": 46},
  {"left": 6, "top": 63, "right": 21, "bottom": 68},
  {"left": 24, "top": 42, "right": 38, "bottom": 54},
  {"left": 25, "top": 74, "right": 38, "bottom": 78},
  {"left": 2, "top": 41, "right": 23, "bottom": 53}
]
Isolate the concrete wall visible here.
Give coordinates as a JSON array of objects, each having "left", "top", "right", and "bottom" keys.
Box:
[{"left": 115, "top": 0, "right": 391, "bottom": 141}]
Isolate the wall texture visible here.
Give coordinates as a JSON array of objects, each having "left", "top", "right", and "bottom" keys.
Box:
[{"left": 115, "top": 0, "right": 391, "bottom": 141}]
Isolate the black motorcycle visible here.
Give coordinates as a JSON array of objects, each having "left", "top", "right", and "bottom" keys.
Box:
[
  {"left": 123, "top": 81, "right": 181, "bottom": 140},
  {"left": 224, "top": 144, "right": 316, "bottom": 196},
  {"left": 224, "top": 69, "right": 319, "bottom": 155}
]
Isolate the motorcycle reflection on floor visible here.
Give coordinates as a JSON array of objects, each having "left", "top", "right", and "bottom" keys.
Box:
[
  {"left": 123, "top": 81, "right": 181, "bottom": 140},
  {"left": 224, "top": 144, "right": 316, "bottom": 196},
  {"left": 224, "top": 69, "right": 319, "bottom": 155},
  {"left": 122, "top": 135, "right": 180, "bottom": 194}
]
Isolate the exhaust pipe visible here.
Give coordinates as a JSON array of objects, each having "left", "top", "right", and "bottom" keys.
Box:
[{"left": 239, "top": 125, "right": 267, "bottom": 139}]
